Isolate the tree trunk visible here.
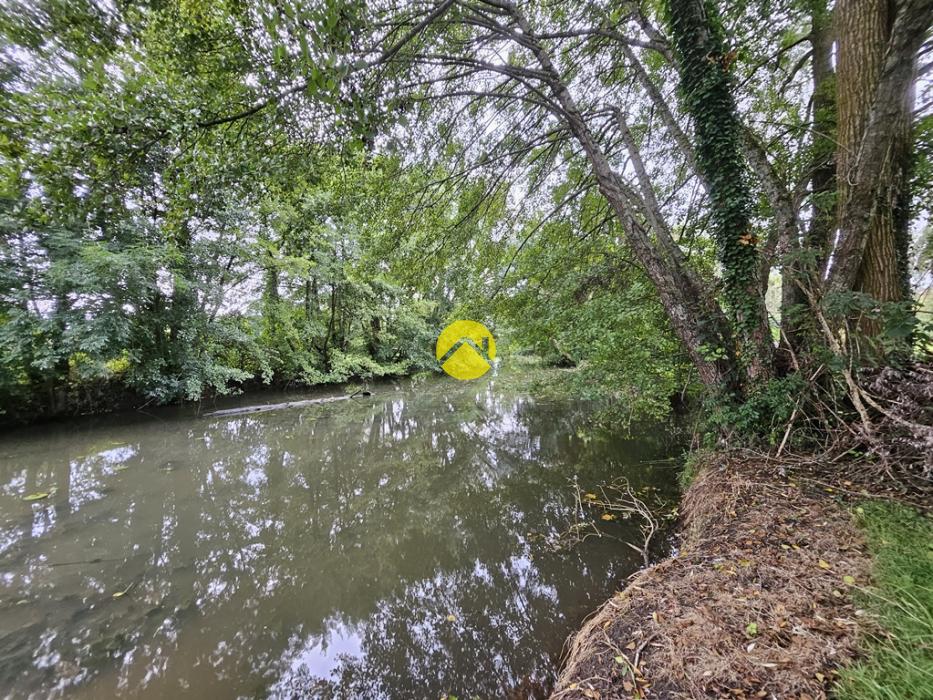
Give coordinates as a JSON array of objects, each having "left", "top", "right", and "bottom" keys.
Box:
[
  {"left": 304, "top": 277, "right": 318, "bottom": 323},
  {"left": 666, "top": 0, "right": 774, "bottom": 384},
  {"left": 369, "top": 316, "right": 381, "bottom": 357},
  {"left": 781, "top": 0, "right": 836, "bottom": 355},
  {"left": 263, "top": 260, "right": 280, "bottom": 340},
  {"left": 837, "top": 0, "right": 900, "bottom": 314},
  {"left": 170, "top": 220, "right": 197, "bottom": 345},
  {"left": 512, "top": 11, "right": 739, "bottom": 394},
  {"left": 808, "top": 0, "right": 837, "bottom": 261},
  {"left": 321, "top": 282, "right": 338, "bottom": 368},
  {"left": 830, "top": 0, "right": 926, "bottom": 320}
]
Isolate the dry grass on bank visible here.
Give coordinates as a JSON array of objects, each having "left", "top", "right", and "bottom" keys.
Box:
[{"left": 551, "top": 455, "right": 873, "bottom": 700}]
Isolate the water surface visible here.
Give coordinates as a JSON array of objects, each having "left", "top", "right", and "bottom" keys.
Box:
[{"left": 0, "top": 372, "right": 679, "bottom": 699}]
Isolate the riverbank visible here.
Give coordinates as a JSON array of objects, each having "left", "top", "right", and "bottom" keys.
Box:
[
  {"left": 0, "top": 356, "right": 554, "bottom": 430},
  {"left": 551, "top": 452, "right": 931, "bottom": 699},
  {"left": 0, "top": 369, "right": 417, "bottom": 430}
]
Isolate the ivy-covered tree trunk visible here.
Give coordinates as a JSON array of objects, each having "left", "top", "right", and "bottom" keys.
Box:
[
  {"left": 835, "top": 0, "right": 914, "bottom": 327},
  {"left": 666, "top": 0, "right": 774, "bottom": 385}
]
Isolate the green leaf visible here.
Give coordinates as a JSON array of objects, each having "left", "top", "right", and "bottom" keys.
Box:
[
  {"left": 112, "top": 583, "right": 133, "bottom": 598},
  {"left": 22, "top": 492, "right": 50, "bottom": 501}
]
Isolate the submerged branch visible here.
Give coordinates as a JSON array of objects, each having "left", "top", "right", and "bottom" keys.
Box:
[{"left": 202, "top": 392, "right": 372, "bottom": 418}]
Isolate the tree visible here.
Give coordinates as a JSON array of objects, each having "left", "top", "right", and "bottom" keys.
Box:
[
  {"left": 827, "top": 0, "right": 932, "bottom": 300},
  {"left": 0, "top": 0, "right": 441, "bottom": 421},
  {"left": 665, "top": 0, "right": 774, "bottom": 382},
  {"left": 2, "top": 0, "right": 930, "bottom": 428},
  {"left": 340, "top": 0, "right": 928, "bottom": 395},
  {"left": 831, "top": 0, "right": 920, "bottom": 321}
]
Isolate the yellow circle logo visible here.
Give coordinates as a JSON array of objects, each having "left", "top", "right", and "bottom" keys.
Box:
[{"left": 436, "top": 320, "right": 496, "bottom": 380}]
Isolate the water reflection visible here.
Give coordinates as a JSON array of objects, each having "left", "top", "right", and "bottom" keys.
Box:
[{"left": 0, "top": 376, "right": 680, "bottom": 699}]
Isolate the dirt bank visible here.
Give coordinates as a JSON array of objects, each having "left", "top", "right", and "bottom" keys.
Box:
[{"left": 551, "top": 454, "right": 873, "bottom": 699}]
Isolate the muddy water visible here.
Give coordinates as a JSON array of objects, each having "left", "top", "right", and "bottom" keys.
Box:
[{"left": 0, "top": 373, "right": 680, "bottom": 699}]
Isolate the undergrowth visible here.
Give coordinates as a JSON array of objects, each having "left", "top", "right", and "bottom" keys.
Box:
[
  {"left": 678, "top": 448, "right": 713, "bottom": 489},
  {"left": 835, "top": 502, "right": 933, "bottom": 700}
]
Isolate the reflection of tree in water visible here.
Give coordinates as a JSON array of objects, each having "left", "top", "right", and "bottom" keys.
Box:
[{"left": 0, "top": 380, "right": 680, "bottom": 698}]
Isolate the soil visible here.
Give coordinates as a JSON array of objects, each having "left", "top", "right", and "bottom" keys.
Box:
[{"left": 550, "top": 453, "right": 874, "bottom": 700}]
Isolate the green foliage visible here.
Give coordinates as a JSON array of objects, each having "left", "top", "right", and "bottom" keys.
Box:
[
  {"left": 1, "top": 0, "right": 925, "bottom": 434},
  {"left": 678, "top": 448, "right": 714, "bottom": 489},
  {"left": 822, "top": 292, "right": 927, "bottom": 362},
  {"left": 0, "top": 2, "right": 440, "bottom": 421},
  {"left": 461, "top": 192, "right": 701, "bottom": 425},
  {"left": 702, "top": 373, "right": 808, "bottom": 445},
  {"left": 0, "top": 0, "right": 707, "bottom": 428},
  {"left": 835, "top": 503, "right": 933, "bottom": 700},
  {"left": 911, "top": 112, "right": 933, "bottom": 218}
]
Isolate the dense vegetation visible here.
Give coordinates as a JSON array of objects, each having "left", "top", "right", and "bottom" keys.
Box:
[
  {"left": 1, "top": 0, "right": 930, "bottom": 436},
  {"left": 2, "top": 3, "right": 931, "bottom": 697}
]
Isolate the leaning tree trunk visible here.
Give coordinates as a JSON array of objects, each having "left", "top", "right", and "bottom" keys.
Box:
[
  {"left": 507, "top": 8, "right": 740, "bottom": 396},
  {"left": 833, "top": 0, "right": 921, "bottom": 328}
]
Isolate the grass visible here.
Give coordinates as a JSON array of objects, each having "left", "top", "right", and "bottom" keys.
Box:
[
  {"left": 834, "top": 501, "right": 933, "bottom": 700},
  {"left": 678, "top": 448, "right": 714, "bottom": 490}
]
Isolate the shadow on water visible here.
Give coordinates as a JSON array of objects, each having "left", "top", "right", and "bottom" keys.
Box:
[{"left": 0, "top": 372, "right": 682, "bottom": 699}]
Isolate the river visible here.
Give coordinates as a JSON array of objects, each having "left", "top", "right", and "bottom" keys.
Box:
[{"left": 0, "top": 371, "right": 680, "bottom": 699}]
